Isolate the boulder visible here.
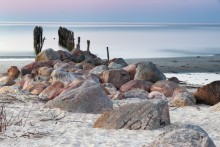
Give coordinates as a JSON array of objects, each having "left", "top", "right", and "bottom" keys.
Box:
[
  {"left": 83, "top": 63, "right": 95, "bottom": 70},
  {"left": 56, "top": 50, "right": 73, "bottom": 61},
  {"left": 93, "top": 99, "right": 170, "bottom": 130},
  {"left": 7, "top": 66, "right": 20, "bottom": 79},
  {"left": 123, "top": 88, "right": 149, "bottom": 99},
  {"left": 123, "top": 64, "right": 137, "bottom": 79},
  {"left": 89, "top": 65, "right": 109, "bottom": 75},
  {"left": 134, "top": 62, "right": 166, "bottom": 83},
  {"left": 44, "top": 80, "right": 113, "bottom": 113},
  {"left": 72, "top": 49, "right": 85, "bottom": 63},
  {"left": 120, "top": 80, "right": 152, "bottom": 92},
  {"left": 168, "top": 77, "right": 180, "bottom": 84},
  {"left": 150, "top": 80, "right": 179, "bottom": 97},
  {"left": 51, "top": 68, "right": 81, "bottom": 86},
  {"left": 102, "top": 83, "right": 118, "bottom": 94},
  {"left": 102, "top": 69, "right": 130, "bottom": 89},
  {"left": 172, "top": 87, "right": 196, "bottom": 107},
  {"left": 35, "top": 48, "right": 59, "bottom": 62},
  {"left": 0, "top": 86, "right": 19, "bottom": 94},
  {"left": 110, "top": 58, "right": 128, "bottom": 67},
  {"left": 39, "top": 81, "right": 64, "bottom": 101},
  {"left": 108, "top": 62, "right": 123, "bottom": 69},
  {"left": 150, "top": 124, "right": 216, "bottom": 147},
  {"left": 21, "top": 61, "right": 55, "bottom": 76},
  {"left": 0, "top": 76, "right": 15, "bottom": 86},
  {"left": 38, "top": 67, "right": 54, "bottom": 76},
  {"left": 148, "top": 91, "right": 166, "bottom": 99},
  {"left": 194, "top": 81, "right": 220, "bottom": 105},
  {"left": 93, "top": 57, "right": 106, "bottom": 66}
]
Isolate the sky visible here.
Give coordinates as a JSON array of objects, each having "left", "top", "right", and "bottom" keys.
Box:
[{"left": 0, "top": 0, "right": 220, "bottom": 23}]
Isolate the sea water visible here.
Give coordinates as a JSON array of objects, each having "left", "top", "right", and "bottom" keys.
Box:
[{"left": 0, "top": 22, "right": 220, "bottom": 59}]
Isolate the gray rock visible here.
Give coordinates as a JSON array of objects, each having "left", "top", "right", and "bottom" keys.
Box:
[
  {"left": 123, "top": 88, "right": 149, "bottom": 99},
  {"left": 110, "top": 58, "right": 128, "bottom": 67},
  {"left": 36, "top": 48, "right": 60, "bottom": 62},
  {"left": 51, "top": 68, "right": 81, "bottom": 86},
  {"left": 108, "top": 62, "right": 123, "bottom": 69},
  {"left": 89, "top": 65, "right": 109, "bottom": 75},
  {"left": 44, "top": 79, "right": 113, "bottom": 113},
  {"left": 134, "top": 62, "right": 166, "bottom": 83},
  {"left": 93, "top": 99, "right": 170, "bottom": 130},
  {"left": 150, "top": 124, "right": 216, "bottom": 147}
]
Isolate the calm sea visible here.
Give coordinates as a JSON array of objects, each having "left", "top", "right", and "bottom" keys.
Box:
[{"left": 0, "top": 22, "right": 220, "bottom": 59}]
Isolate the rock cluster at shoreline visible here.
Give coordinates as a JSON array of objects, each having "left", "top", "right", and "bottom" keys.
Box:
[{"left": 0, "top": 48, "right": 219, "bottom": 146}]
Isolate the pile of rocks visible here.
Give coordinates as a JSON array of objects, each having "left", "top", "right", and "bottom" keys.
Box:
[{"left": 0, "top": 48, "right": 218, "bottom": 146}]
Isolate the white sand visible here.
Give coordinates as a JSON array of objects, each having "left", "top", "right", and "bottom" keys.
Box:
[{"left": 0, "top": 99, "right": 219, "bottom": 147}]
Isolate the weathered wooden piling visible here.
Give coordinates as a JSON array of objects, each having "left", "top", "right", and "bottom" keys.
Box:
[
  {"left": 33, "top": 26, "right": 44, "bottom": 55},
  {"left": 58, "top": 27, "right": 75, "bottom": 51},
  {"left": 87, "top": 40, "right": 90, "bottom": 51},
  {"left": 76, "top": 37, "right": 81, "bottom": 50},
  {"left": 106, "top": 47, "right": 110, "bottom": 62}
]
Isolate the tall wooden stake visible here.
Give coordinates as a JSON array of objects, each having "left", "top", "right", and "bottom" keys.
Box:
[
  {"left": 87, "top": 40, "right": 90, "bottom": 51},
  {"left": 106, "top": 47, "right": 110, "bottom": 62}
]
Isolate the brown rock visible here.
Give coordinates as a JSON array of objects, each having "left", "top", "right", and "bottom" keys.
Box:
[
  {"left": 7, "top": 66, "right": 20, "bottom": 79},
  {"left": 83, "top": 63, "right": 95, "bottom": 70},
  {"left": 150, "top": 80, "right": 179, "bottom": 97},
  {"left": 102, "top": 69, "right": 130, "bottom": 89},
  {"left": 0, "top": 76, "right": 15, "bottom": 86},
  {"left": 94, "top": 99, "right": 170, "bottom": 130},
  {"left": 120, "top": 80, "right": 152, "bottom": 92},
  {"left": 21, "top": 60, "right": 55, "bottom": 76},
  {"left": 22, "top": 81, "right": 47, "bottom": 93},
  {"left": 194, "top": 81, "right": 220, "bottom": 105},
  {"left": 0, "top": 86, "right": 18, "bottom": 94},
  {"left": 39, "top": 81, "right": 64, "bottom": 101},
  {"left": 172, "top": 87, "right": 196, "bottom": 107}
]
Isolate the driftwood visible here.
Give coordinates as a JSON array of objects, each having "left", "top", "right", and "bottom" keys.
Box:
[
  {"left": 58, "top": 27, "right": 75, "bottom": 51},
  {"left": 33, "top": 26, "right": 44, "bottom": 55}
]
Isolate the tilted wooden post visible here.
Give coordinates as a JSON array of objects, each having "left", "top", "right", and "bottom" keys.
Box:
[
  {"left": 33, "top": 26, "right": 44, "bottom": 55},
  {"left": 106, "top": 47, "right": 110, "bottom": 62},
  {"left": 87, "top": 40, "right": 90, "bottom": 51},
  {"left": 76, "top": 37, "right": 80, "bottom": 50},
  {"left": 58, "top": 27, "right": 75, "bottom": 51}
]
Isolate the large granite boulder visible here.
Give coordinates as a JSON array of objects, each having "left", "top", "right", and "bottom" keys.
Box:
[
  {"left": 51, "top": 68, "right": 81, "bottom": 86},
  {"left": 150, "top": 124, "right": 216, "bottom": 147},
  {"left": 134, "top": 62, "right": 166, "bottom": 83},
  {"left": 172, "top": 87, "right": 196, "bottom": 107},
  {"left": 123, "top": 88, "right": 149, "bottom": 99},
  {"left": 102, "top": 69, "right": 130, "bottom": 89},
  {"left": 120, "top": 80, "right": 153, "bottom": 92},
  {"left": 93, "top": 99, "right": 170, "bottom": 130},
  {"left": 0, "top": 76, "right": 15, "bottom": 86},
  {"left": 44, "top": 80, "right": 113, "bottom": 113},
  {"left": 7, "top": 66, "right": 20, "bottom": 79},
  {"left": 194, "top": 81, "right": 220, "bottom": 105},
  {"left": 21, "top": 61, "right": 55, "bottom": 76},
  {"left": 108, "top": 62, "right": 123, "bottom": 69},
  {"left": 150, "top": 80, "right": 179, "bottom": 97},
  {"left": 72, "top": 49, "right": 86, "bottom": 63},
  {"left": 36, "top": 48, "right": 60, "bottom": 62},
  {"left": 39, "top": 81, "right": 64, "bottom": 101}
]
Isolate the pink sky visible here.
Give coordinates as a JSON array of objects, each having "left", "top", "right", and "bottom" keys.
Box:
[{"left": 0, "top": 0, "right": 220, "bottom": 22}]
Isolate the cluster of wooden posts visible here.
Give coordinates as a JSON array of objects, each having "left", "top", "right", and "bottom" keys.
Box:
[{"left": 33, "top": 26, "right": 110, "bottom": 61}]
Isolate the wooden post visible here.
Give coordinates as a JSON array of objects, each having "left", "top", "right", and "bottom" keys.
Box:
[
  {"left": 106, "top": 47, "right": 110, "bottom": 62},
  {"left": 33, "top": 26, "right": 44, "bottom": 55},
  {"left": 58, "top": 27, "right": 75, "bottom": 51},
  {"left": 77, "top": 37, "right": 80, "bottom": 50},
  {"left": 87, "top": 40, "right": 90, "bottom": 51}
]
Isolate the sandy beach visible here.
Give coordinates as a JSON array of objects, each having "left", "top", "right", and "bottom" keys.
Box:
[{"left": 0, "top": 55, "right": 219, "bottom": 146}]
